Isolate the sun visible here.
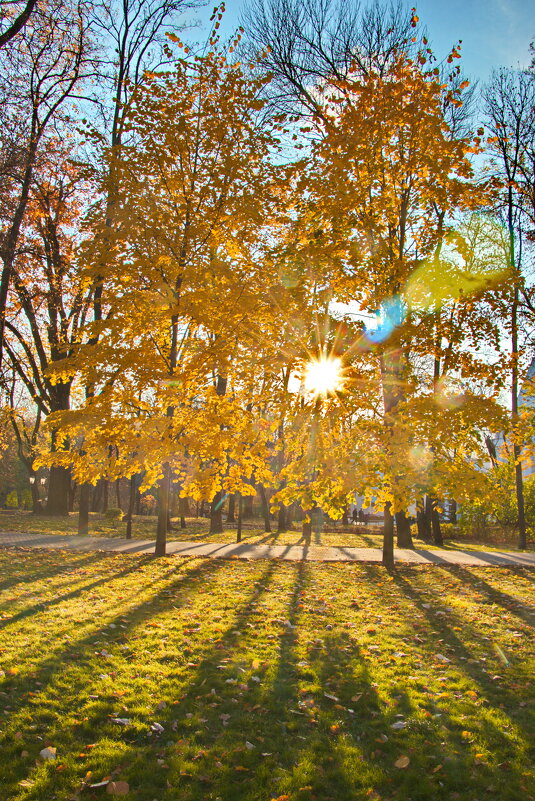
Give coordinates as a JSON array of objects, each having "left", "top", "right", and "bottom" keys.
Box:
[{"left": 303, "top": 356, "right": 344, "bottom": 397}]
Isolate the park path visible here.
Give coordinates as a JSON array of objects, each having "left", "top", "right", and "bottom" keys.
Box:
[{"left": 0, "top": 530, "right": 534, "bottom": 567}]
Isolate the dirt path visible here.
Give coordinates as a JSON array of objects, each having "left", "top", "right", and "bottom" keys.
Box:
[{"left": 0, "top": 530, "right": 534, "bottom": 566}]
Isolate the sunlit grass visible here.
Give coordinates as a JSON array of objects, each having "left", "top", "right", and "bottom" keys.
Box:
[{"left": 0, "top": 549, "right": 533, "bottom": 800}]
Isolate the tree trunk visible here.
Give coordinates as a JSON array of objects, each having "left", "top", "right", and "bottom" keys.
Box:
[
  {"left": 416, "top": 498, "right": 430, "bottom": 541},
  {"left": 382, "top": 502, "right": 395, "bottom": 570},
  {"left": 423, "top": 496, "right": 434, "bottom": 542},
  {"left": 258, "top": 484, "right": 271, "bottom": 533},
  {"left": 243, "top": 493, "right": 254, "bottom": 520},
  {"left": 395, "top": 510, "right": 414, "bottom": 548},
  {"left": 155, "top": 465, "right": 170, "bottom": 556},
  {"left": 512, "top": 286, "right": 527, "bottom": 549},
  {"left": 227, "top": 492, "right": 236, "bottom": 523},
  {"left": 237, "top": 493, "right": 243, "bottom": 542},
  {"left": 115, "top": 478, "right": 122, "bottom": 511},
  {"left": 342, "top": 505, "right": 349, "bottom": 526},
  {"left": 125, "top": 474, "right": 136, "bottom": 539},
  {"left": 78, "top": 483, "right": 90, "bottom": 536},
  {"left": 210, "top": 490, "right": 224, "bottom": 534},
  {"left": 302, "top": 511, "right": 312, "bottom": 544},
  {"left": 30, "top": 478, "right": 42, "bottom": 513},
  {"left": 91, "top": 479, "right": 101, "bottom": 512},
  {"left": 45, "top": 465, "right": 71, "bottom": 516},
  {"left": 430, "top": 499, "right": 443, "bottom": 545},
  {"left": 134, "top": 475, "right": 142, "bottom": 515},
  {"left": 68, "top": 481, "right": 77, "bottom": 513},
  {"left": 179, "top": 496, "right": 188, "bottom": 528},
  {"left": 102, "top": 478, "right": 109, "bottom": 513},
  {"left": 277, "top": 504, "right": 287, "bottom": 533}
]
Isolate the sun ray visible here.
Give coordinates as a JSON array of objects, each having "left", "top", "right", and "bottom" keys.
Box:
[{"left": 303, "top": 355, "right": 344, "bottom": 397}]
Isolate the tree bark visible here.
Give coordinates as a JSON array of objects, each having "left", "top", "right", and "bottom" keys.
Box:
[
  {"left": 512, "top": 286, "right": 527, "bottom": 549},
  {"left": 179, "top": 496, "right": 188, "bottom": 528},
  {"left": 115, "top": 478, "right": 122, "bottom": 511},
  {"left": 416, "top": 498, "right": 431, "bottom": 541},
  {"left": 125, "top": 474, "right": 136, "bottom": 539},
  {"left": 395, "top": 510, "right": 414, "bottom": 548},
  {"left": 0, "top": 0, "right": 38, "bottom": 49},
  {"left": 277, "top": 504, "right": 287, "bottom": 533},
  {"left": 45, "top": 465, "right": 71, "bottom": 515},
  {"left": 243, "top": 493, "right": 254, "bottom": 519},
  {"left": 430, "top": 499, "right": 443, "bottom": 545},
  {"left": 155, "top": 465, "right": 170, "bottom": 556},
  {"left": 30, "top": 478, "right": 42, "bottom": 513},
  {"left": 422, "top": 496, "right": 434, "bottom": 542},
  {"left": 258, "top": 484, "right": 271, "bottom": 533},
  {"left": 210, "top": 490, "right": 224, "bottom": 534},
  {"left": 78, "top": 483, "right": 90, "bottom": 536},
  {"left": 302, "top": 514, "right": 312, "bottom": 544},
  {"left": 227, "top": 492, "right": 236, "bottom": 522},
  {"left": 102, "top": 478, "right": 109, "bottom": 513},
  {"left": 237, "top": 493, "right": 243, "bottom": 542},
  {"left": 382, "top": 502, "right": 395, "bottom": 570}
]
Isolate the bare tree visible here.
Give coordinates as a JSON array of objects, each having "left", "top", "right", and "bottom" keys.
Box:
[
  {"left": 240, "top": 0, "right": 416, "bottom": 117},
  {"left": 86, "top": 0, "right": 205, "bottom": 323},
  {"left": 0, "top": 0, "right": 93, "bottom": 371},
  {"left": 0, "top": 0, "right": 38, "bottom": 49},
  {"left": 3, "top": 148, "right": 93, "bottom": 514},
  {"left": 483, "top": 68, "right": 535, "bottom": 550}
]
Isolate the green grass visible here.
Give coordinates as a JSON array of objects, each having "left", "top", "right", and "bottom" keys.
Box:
[
  {"left": 0, "top": 510, "right": 532, "bottom": 552},
  {"left": 0, "top": 548, "right": 533, "bottom": 800}
]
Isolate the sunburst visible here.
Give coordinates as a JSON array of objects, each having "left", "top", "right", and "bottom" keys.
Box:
[{"left": 303, "top": 355, "right": 344, "bottom": 397}]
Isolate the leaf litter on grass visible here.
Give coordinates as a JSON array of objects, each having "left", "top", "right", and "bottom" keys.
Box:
[{"left": 0, "top": 549, "right": 533, "bottom": 800}]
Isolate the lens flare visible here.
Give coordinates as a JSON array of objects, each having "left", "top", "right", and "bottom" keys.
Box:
[{"left": 304, "top": 356, "right": 343, "bottom": 397}]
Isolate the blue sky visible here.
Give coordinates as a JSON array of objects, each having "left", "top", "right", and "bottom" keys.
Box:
[{"left": 209, "top": 0, "right": 534, "bottom": 83}]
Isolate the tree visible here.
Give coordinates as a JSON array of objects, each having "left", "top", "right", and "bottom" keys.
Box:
[
  {"left": 42, "top": 43, "right": 283, "bottom": 555},
  {"left": 280, "top": 52, "right": 491, "bottom": 566},
  {"left": 483, "top": 67, "right": 535, "bottom": 549},
  {"left": 3, "top": 145, "right": 93, "bottom": 514},
  {"left": 0, "top": 0, "right": 92, "bottom": 371},
  {"left": 0, "top": 0, "right": 38, "bottom": 49},
  {"left": 240, "top": 0, "right": 416, "bottom": 118}
]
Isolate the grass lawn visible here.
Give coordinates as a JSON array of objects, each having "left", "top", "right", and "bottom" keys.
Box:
[
  {"left": 0, "top": 510, "right": 532, "bottom": 552},
  {"left": 0, "top": 548, "right": 533, "bottom": 800}
]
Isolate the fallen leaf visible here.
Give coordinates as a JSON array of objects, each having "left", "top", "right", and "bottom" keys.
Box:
[
  {"left": 106, "top": 780, "right": 130, "bottom": 795},
  {"left": 394, "top": 755, "right": 410, "bottom": 769},
  {"left": 40, "top": 746, "right": 57, "bottom": 760}
]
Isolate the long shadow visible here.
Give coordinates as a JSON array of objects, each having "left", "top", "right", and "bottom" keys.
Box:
[
  {"left": 336, "top": 545, "right": 382, "bottom": 561},
  {"left": 0, "top": 554, "right": 156, "bottom": 631},
  {"left": 0, "top": 555, "right": 247, "bottom": 798},
  {"left": 1, "top": 555, "right": 229, "bottom": 684},
  {"left": 0, "top": 550, "right": 106, "bottom": 594},
  {"left": 409, "top": 548, "right": 451, "bottom": 564},
  {"left": 391, "top": 568, "right": 534, "bottom": 732},
  {"left": 1, "top": 558, "right": 532, "bottom": 801},
  {"left": 434, "top": 564, "right": 535, "bottom": 628}
]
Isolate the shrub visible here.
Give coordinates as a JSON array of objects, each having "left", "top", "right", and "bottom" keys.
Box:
[
  {"left": 5, "top": 491, "right": 18, "bottom": 508},
  {"left": 104, "top": 507, "right": 124, "bottom": 521}
]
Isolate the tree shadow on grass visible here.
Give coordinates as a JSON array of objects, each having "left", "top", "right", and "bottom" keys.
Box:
[
  {"left": 435, "top": 565, "right": 535, "bottom": 628},
  {"left": 0, "top": 550, "right": 106, "bottom": 595},
  {"left": 0, "top": 554, "right": 157, "bottom": 632},
  {"left": 1, "top": 559, "right": 533, "bottom": 801},
  {"left": 0, "top": 555, "right": 241, "bottom": 798},
  {"left": 390, "top": 567, "right": 534, "bottom": 796}
]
